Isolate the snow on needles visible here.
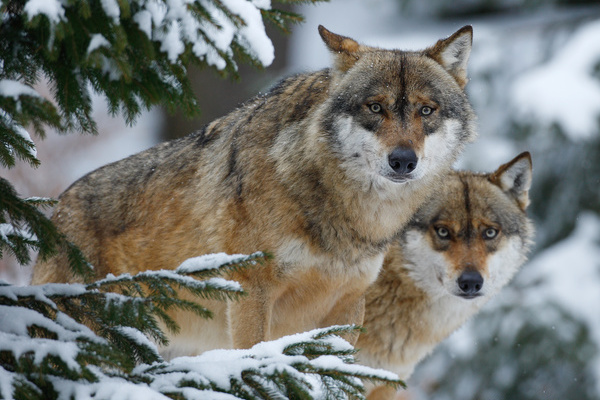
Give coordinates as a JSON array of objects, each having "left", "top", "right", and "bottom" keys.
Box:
[
  {"left": 133, "top": 0, "right": 275, "bottom": 67},
  {"left": 24, "top": 0, "right": 275, "bottom": 69},
  {"left": 176, "top": 252, "right": 262, "bottom": 273},
  {"left": 141, "top": 326, "right": 399, "bottom": 398},
  {"left": 23, "top": 0, "right": 65, "bottom": 24}
]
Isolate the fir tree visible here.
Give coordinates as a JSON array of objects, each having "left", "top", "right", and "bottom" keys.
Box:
[{"left": 0, "top": 1, "right": 404, "bottom": 399}]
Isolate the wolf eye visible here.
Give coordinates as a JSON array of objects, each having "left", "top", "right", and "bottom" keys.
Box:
[
  {"left": 420, "top": 106, "right": 433, "bottom": 116},
  {"left": 369, "top": 103, "right": 382, "bottom": 113},
  {"left": 483, "top": 228, "right": 499, "bottom": 239},
  {"left": 435, "top": 226, "right": 450, "bottom": 239}
]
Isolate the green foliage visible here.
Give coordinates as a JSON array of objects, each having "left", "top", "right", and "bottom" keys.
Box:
[
  {"left": 0, "top": 261, "right": 403, "bottom": 399},
  {"left": 0, "top": 178, "right": 93, "bottom": 278},
  {"left": 136, "top": 325, "right": 403, "bottom": 400},
  {"left": 0, "top": 254, "right": 246, "bottom": 398}
]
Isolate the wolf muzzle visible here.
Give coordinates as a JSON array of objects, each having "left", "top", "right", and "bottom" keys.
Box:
[
  {"left": 457, "top": 269, "right": 483, "bottom": 298},
  {"left": 388, "top": 147, "right": 418, "bottom": 177}
]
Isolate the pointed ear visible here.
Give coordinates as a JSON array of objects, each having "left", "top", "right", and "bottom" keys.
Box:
[
  {"left": 489, "top": 152, "right": 533, "bottom": 211},
  {"left": 319, "top": 25, "right": 362, "bottom": 73},
  {"left": 425, "top": 25, "right": 473, "bottom": 89}
]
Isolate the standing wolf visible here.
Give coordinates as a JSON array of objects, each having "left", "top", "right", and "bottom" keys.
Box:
[
  {"left": 357, "top": 153, "right": 535, "bottom": 400},
  {"left": 32, "top": 26, "right": 476, "bottom": 354}
]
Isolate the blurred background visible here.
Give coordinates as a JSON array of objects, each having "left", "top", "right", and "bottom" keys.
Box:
[{"left": 2, "top": 0, "right": 600, "bottom": 398}]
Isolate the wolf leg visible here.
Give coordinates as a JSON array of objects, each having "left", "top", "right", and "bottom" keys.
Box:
[
  {"left": 227, "top": 283, "right": 274, "bottom": 349},
  {"left": 320, "top": 294, "right": 366, "bottom": 345}
]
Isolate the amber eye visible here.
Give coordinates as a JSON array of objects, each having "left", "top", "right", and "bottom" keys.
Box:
[
  {"left": 484, "top": 228, "right": 499, "bottom": 239},
  {"left": 369, "top": 103, "right": 382, "bottom": 113},
  {"left": 420, "top": 106, "right": 433, "bottom": 116},
  {"left": 436, "top": 226, "right": 450, "bottom": 239}
]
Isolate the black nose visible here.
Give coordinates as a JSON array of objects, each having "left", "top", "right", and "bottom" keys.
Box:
[
  {"left": 457, "top": 270, "right": 483, "bottom": 297},
  {"left": 388, "top": 147, "right": 418, "bottom": 175}
]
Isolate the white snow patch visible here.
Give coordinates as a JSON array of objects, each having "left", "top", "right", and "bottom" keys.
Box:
[
  {"left": 0, "top": 80, "right": 40, "bottom": 100},
  {"left": 176, "top": 252, "right": 261, "bottom": 274},
  {"left": 134, "top": 10, "right": 153, "bottom": 38},
  {"left": 114, "top": 326, "right": 160, "bottom": 354},
  {"left": 250, "top": 0, "right": 271, "bottom": 9},
  {"left": 141, "top": 326, "right": 396, "bottom": 397},
  {"left": 49, "top": 373, "right": 172, "bottom": 400},
  {"left": 87, "top": 34, "right": 110, "bottom": 55},
  {"left": 23, "top": 0, "right": 65, "bottom": 23},
  {"left": 0, "top": 306, "right": 84, "bottom": 371},
  {"left": 0, "top": 366, "right": 16, "bottom": 400},
  {"left": 100, "top": 0, "right": 120, "bottom": 21},
  {"left": 159, "top": 20, "right": 186, "bottom": 63},
  {"left": 0, "top": 223, "right": 37, "bottom": 244},
  {"left": 221, "top": 0, "right": 274, "bottom": 66},
  {"left": 511, "top": 19, "right": 600, "bottom": 140}
]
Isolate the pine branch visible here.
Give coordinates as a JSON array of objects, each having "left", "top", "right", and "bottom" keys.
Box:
[
  {"left": 138, "top": 325, "right": 404, "bottom": 400},
  {"left": 0, "top": 177, "right": 94, "bottom": 278}
]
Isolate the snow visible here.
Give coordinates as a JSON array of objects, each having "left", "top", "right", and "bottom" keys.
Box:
[
  {"left": 511, "top": 19, "right": 600, "bottom": 140},
  {"left": 133, "top": 10, "right": 153, "bottom": 38},
  {"left": 220, "top": 0, "right": 275, "bottom": 66},
  {"left": 114, "top": 326, "right": 160, "bottom": 354},
  {"left": 87, "top": 34, "right": 110, "bottom": 55},
  {"left": 23, "top": 0, "right": 65, "bottom": 24},
  {"left": 49, "top": 372, "right": 172, "bottom": 400},
  {"left": 100, "top": 0, "right": 120, "bottom": 21},
  {"left": 0, "top": 281, "right": 87, "bottom": 304},
  {"left": 176, "top": 252, "right": 262, "bottom": 273},
  {"left": 519, "top": 212, "right": 600, "bottom": 390},
  {"left": 0, "top": 366, "right": 17, "bottom": 400},
  {"left": 95, "top": 270, "right": 242, "bottom": 293},
  {"left": 0, "top": 276, "right": 401, "bottom": 400},
  {"left": 0, "top": 80, "right": 43, "bottom": 158},
  {"left": 160, "top": 21, "right": 186, "bottom": 63},
  {"left": 0, "top": 80, "right": 40, "bottom": 100},
  {"left": 141, "top": 326, "right": 398, "bottom": 398},
  {"left": 131, "top": 0, "right": 274, "bottom": 68},
  {"left": 0, "top": 306, "right": 85, "bottom": 371}
]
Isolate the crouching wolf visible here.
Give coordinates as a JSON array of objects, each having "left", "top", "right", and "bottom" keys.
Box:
[
  {"left": 31, "top": 26, "right": 477, "bottom": 355},
  {"left": 357, "top": 152, "right": 535, "bottom": 400}
]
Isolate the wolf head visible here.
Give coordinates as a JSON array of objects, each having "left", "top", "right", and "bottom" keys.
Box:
[
  {"left": 317, "top": 26, "right": 476, "bottom": 191},
  {"left": 401, "top": 152, "right": 535, "bottom": 301}
]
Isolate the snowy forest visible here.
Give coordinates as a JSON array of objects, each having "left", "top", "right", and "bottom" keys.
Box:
[{"left": 2, "top": 0, "right": 600, "bottom": 399}]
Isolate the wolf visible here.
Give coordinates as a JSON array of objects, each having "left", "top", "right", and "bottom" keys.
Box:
[
  {"left": 356, "top": 152, "right": 535, "bottom": 400},
  {"left": 31, "top": 25, "right": 476, "bottom": 356}
]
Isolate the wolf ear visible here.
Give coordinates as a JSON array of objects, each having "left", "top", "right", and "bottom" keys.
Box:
[
  {"left": 319, "top": 25, "right": 362, "bottom": 73},
  {"left": 425, "top": 25, "right": 473, "bottom": 89},
  {"left": 489, "top": 152, "right": 533, "bottom": 211}
]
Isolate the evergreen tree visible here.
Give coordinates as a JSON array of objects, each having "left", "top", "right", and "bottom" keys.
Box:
[{"left": 0, "top": 1, "right": 404, "bottom": 399}]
